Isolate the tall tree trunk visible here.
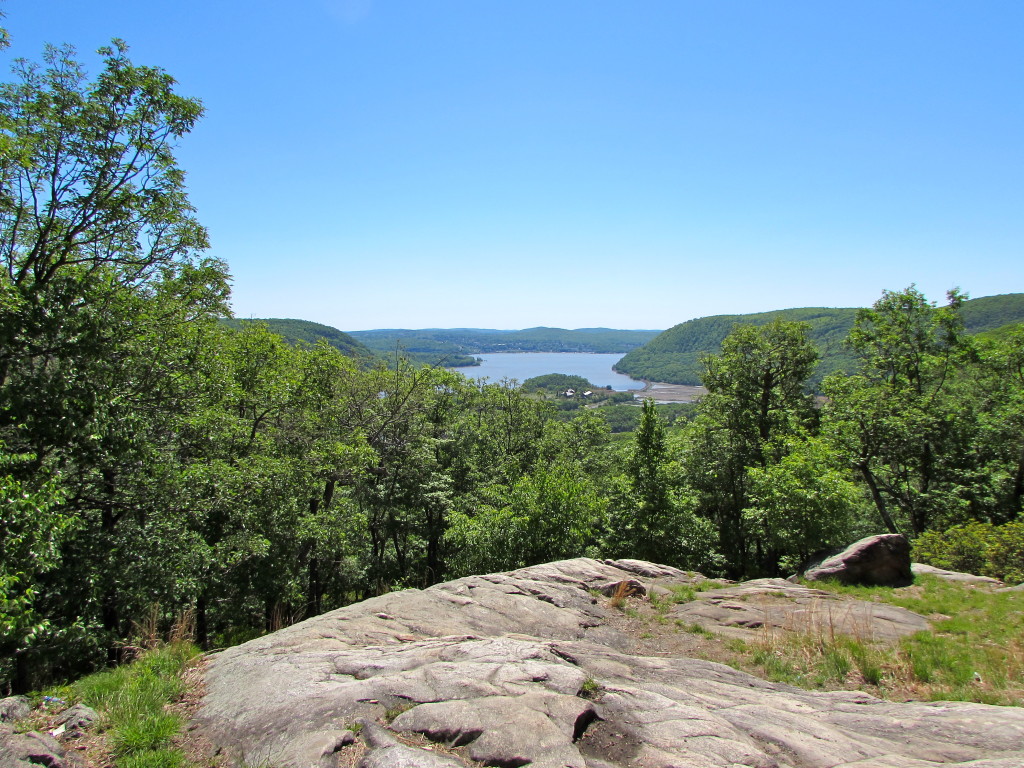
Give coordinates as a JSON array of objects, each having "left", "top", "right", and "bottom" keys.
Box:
[
  {"left": 196, "top": 593, "right": 208, "bottom": 651},
  {"left": 859, "top": 462, "right": 900, "bottom": 534}
]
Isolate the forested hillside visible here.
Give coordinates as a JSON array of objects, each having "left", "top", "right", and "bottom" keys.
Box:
[
  {"left": 616, "top": 294, "right": 1024, "bottom": 386},
  {"left": 2, "top": 31, "right": 1022, "bottom": 700},
  {"left": 350, "top": 326, "right": 662, "bottom": 357},
  {"left": 961, "top": 293, "right": 1024, "bottom": 332},
  {"left": 221, "top": 318, "right": 374, "bottom": 360}
]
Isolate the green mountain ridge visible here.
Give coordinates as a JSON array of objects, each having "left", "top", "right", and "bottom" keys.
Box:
[
  {"left": 221, "top": 318, "right": 375, "bottom": 360},
  {"left": 349, "top": 327, "right": 663, "bottom": 355},
  {"left": 224, "top": 294, "right": 1024, "bottom": 385},
  {"left": 616, "top": 293, "right": 1024, "bottom": 386}
]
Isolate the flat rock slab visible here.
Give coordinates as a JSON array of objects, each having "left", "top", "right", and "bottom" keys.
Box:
[
  {"left": 672, "top": 578, "right": 931, "bottom": 642},
  {"left": 911, "top": 563, "right": 1004, "bottom": 586},
  {"left": 196, "top": 558, "right": 1024, "bottom": 768}
]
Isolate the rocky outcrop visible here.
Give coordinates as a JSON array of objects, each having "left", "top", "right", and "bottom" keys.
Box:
[
  {"left": 671, "top": 578, "right": 929, "bottom": 642},
  {"left": 0, "top": 699, "right": 29, "bottom": 725},
  {"left": 911, "top": 563, "right": 1004, "bottom": 586},
  {"left": 0, "top": 726, "right": 74, "bottom": 768},
  {"left": 50, "top": 705, "right": 98, "bottom": 740},
  {"left": 196, "top": 558, "right": 1024, "bottom": 768},
  {"left": 801, "top": 534, "right": 914, "bottom": 586}
]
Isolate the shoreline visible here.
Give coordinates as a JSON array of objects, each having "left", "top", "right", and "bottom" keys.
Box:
[{"left": 633, "top": 380, "right": 707, "bottom": 404}]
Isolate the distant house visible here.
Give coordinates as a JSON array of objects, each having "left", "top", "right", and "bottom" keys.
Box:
[
  {"left": 564, "top": 389, "right": 575, "bottom": 397},
  {"left": 583, "top": 391, "right": 593, "bottom": 397}
]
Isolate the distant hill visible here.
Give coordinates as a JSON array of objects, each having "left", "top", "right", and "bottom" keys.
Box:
[
  {"left": 615, "top": 293, "right": 1024, "bottom": 387},
  {"left": 976, "top": 322, "right": 1024, "bottom": 343},
  {"left": 960, "top": 293, "right": 1024, "bottom": 333},
  {"left": 222, "top": 318, "right": 375, "bottom": 360},
  {"left": 349, "top": 327, "right": 662, "bottom": 357}
]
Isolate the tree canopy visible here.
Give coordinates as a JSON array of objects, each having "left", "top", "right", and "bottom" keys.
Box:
[{"left": 1, "top": 28, "right": 1021, "bottom": 697}]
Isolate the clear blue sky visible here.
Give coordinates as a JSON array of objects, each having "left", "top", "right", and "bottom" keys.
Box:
[{"left": 5, "top": 1, "right": 1022, "bottom": 330}]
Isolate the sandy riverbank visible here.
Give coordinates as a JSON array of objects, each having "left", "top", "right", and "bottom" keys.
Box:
[{"left": 633, "top": 381, "right": 707, "bottom": 403}]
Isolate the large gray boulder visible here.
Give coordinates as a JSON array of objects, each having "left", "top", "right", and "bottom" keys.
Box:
[
  {"left": 196, "top": 557, "right": 1024, "bottom": 768},
  {"left": 802, "top": 534, "right": 914, "bottom": 586}
]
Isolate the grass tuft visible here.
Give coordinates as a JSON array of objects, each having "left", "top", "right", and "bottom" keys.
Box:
[
  {"left": 608, "top": 580, "right": 632, "bottom": 610},
  {"left": 579, "top": 677, "right": 603, "bottom": 699},
  {"left": 734, "top": 576, "right": 1024, "bottom": 704},
  {"left": 383, "top": 701, "right": 416, "bottom": 722},
  {"left": 72, "top": 642, "right": 199, "bottom": 768}
]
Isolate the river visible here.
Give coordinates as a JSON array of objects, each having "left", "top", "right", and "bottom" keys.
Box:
[{"left": 450, "top": 352, "right": 644, "bottom": 391}]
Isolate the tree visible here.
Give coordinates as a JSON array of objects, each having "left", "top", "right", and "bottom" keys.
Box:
[
  {"left": 0, "top": 40, "right": 206, "bottom": 295},
  {"left": 602, "top": 399, "right": 716, "bottom": 570},
  {"left": 968, "top": 327, "right": 1024, "bottom": 523},
  {"left": 0, "top": 448, "right": 74, "bottom": 693},
  {"left": 623, "top": 399, "right": 675, "bottom": 559},
  {"left": 822, "top": 287, "right": 977, "bottom": 535},
  {"left": 0, "top": 38, "right": 229, "bottom": 682},
  {"left": 743, "top": 436, "right": 861, "bottom": 573},
  {"left": 445, "top": 463, "right": 606, "bottom": 577},
  {"left": 0, "top": 38, "right": 221, "bottom": 465},
  {"left": 681, "top": 320, "right": 818, "bottom": 576}
]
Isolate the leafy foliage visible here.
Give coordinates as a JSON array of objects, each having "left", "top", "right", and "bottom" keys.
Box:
[
  {"left": 682, "top": 320, "right": 820, "bottom": 576},
  {"left": 2, "top": 26, "right": 1022, "bottom": 698},
  {"left": 521, "top": 373, "right": 594, "bottom": 393},
  {"left": 914, "top": 521, "right": 1024, "bottom": 584},
  {"left": 744, "top": 436, "right": 861, "bottom": 572},
  {"left": 0, "top": 455, "right": 73, "bottom": 690},
  {"left": 822, "top": 288, "right": 977, "bottom": 535}
]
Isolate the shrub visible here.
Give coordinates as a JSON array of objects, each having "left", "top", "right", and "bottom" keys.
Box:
[{"left": 914, "top": 521, "right": 1024, "bottom": 584}]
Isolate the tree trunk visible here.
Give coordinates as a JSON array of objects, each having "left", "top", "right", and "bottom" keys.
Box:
[
  {"left": 196, "top": 593, "right": 208, "bottom": 651},
  {"left": 859, "top": 462, "right": 900, "bottom": 534}
]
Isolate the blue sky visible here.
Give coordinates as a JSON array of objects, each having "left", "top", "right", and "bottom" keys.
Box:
[{"left": 4, "top": 1, "right": 1022, "bottom": 330}]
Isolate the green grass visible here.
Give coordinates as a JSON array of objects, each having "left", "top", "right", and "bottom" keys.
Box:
[
  {"left": 676, "top": 620, "right": 713, "bottom": 636},
  {"left": 579, "top": 677, "right": 603, "bottom": 699},
  {"left": 69, "top": 643, "right": 200, "bottom": 767},
  {"left": 738, "top": 576, "right": 1024, "bottom": 705},
  {"left": 383, "top": 701, "right": 416, "bottom": 722},
  {"left": 650, "top": 580, "right": 724, "bottom": 613}
]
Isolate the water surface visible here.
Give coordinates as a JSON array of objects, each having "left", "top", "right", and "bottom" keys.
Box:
[{"left": 451, "top": 352, "right": 644, "bottom": 391}]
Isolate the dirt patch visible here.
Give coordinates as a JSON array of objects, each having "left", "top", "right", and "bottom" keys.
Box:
[
  {"left": 173, "top": 656, "right": 225, "bottom": 768},
  {"left": 575, "top": 718, "right": 643, "bottom": 765}
]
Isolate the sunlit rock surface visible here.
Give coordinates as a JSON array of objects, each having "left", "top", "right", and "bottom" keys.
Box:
[{"left": 196, "top": 558, "right": 1024, "bottom": 768}]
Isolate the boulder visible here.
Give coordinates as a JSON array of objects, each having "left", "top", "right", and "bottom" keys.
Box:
[
  {"left": 53, "top": 705, "right": 99, "bottom": 738},
  {"left": 802, "top": 534, "right": 913, "bottom": 586},
  {"left": 196, "top": 557, "right": 1024, "bottom": 768},
  {"left": 0, "top": 726, "right": 73, "bottom": 768},
  {"left": 0, "top": 699, "right": 29, "bottom": 725}
]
